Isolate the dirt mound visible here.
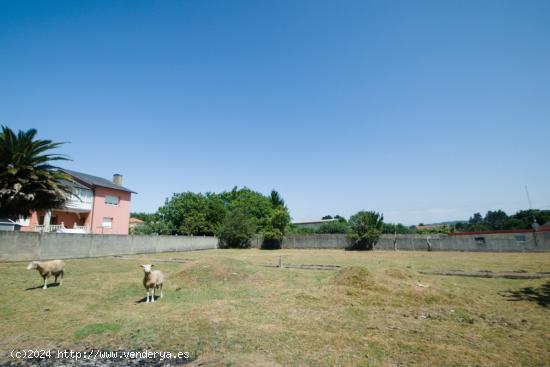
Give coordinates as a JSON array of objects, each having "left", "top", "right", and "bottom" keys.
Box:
[
  {"left": 384, "top": 267, "right": 415, "bottom": 279},
  {"left": 333, "top": 266, "right": 376, "bottom": 289}
]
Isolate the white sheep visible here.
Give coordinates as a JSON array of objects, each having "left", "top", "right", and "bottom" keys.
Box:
[
  {"left": 141, "top": 264, "right": 164, "bottom": 303},
  {"left": 26, "top": 260, "right": 65, "bottom": 289}
]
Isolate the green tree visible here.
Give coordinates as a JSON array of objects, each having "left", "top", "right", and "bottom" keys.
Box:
[
  {"left": 205, "top": 193, "right": 227, "bottom": 233},
  {"left": 506, "top": 210, "right": 550, "bottom": 230},
  {"left": 218, "top": 206, "right": 257, "bottom": 248},
  {"left": 0, "top": 126, "right": 74, "bottom": 219},
  {"left": 347, "top": 211, "right": 384, "bottom": 250},
  {"left": 484, "top": 210, "right": 508, "bottom": 230},
  {"left": 224, "top": 187, "right": 274, "bottom": 232},
  {"left": 318, "top": 220, "right": 349, "bottom": 234},
  {"left": 469, "top": 213, "right": 483, "bottom": 225},
  {"left": 285, "top": 224, "right": 318, "bottom": 234},
  {"left": 135, "top": 186, "right": 290, "bottom": 240},
  {"left": 269, "top": 206, "right": 291, "bottom": 233},
  {"left": 269, "top": 190, "right": 285, "bottom": 208},
  {"left": 131, "top": 220, "right": 172, "bottom": 235},
  {"left": 466, "top": 212, "right": 489, "bottom": 231},
  {"left": 383, "top": 223, "right": 413, "bottom": 234},
  {"left": 158, "top": 192, "right": 224, "bottom": 235},
  {"left": 131, "top": 212, "right": 158, "bottom": 222},
  {"left": 262, "top": 206, "right": 291, "bottom": 248}
]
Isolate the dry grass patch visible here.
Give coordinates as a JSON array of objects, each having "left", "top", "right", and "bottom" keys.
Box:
[{"left": 0, "top": 250, "right": 549, "bottom": 366}]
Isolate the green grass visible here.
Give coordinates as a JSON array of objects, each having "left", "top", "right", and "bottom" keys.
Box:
[
  {"left": 74, "top": 323, "right": 121, "bottom": 340},
  {"left": 1, "top": 250, "right": 549, "bottom": 366}
]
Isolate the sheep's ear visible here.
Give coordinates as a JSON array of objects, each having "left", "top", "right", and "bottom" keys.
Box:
[
  {"left": 140, "top": 265, "right": 145, "bottom": 268},
  {"left": 151, "top": 264, "right": 154, "bottom": 267}
]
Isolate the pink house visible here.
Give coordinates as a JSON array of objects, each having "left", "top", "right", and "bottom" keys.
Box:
[{"left": 20, "top": 169, "right": 136, "bottom": 235}]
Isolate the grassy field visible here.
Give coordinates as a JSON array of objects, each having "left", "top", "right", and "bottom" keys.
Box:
[{"left": 1, "top": 249, "right": 549, "bottom": 366}]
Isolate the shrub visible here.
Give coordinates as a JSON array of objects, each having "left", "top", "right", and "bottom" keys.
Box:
[
  {"left": 261, "top": 227, "right": 283, "bottom": 249},
  {"left": 317, "top": 220, "right": 349, "bottom": 234},
  {"left": 347, "top": 211, "right": 384, "bottom": 250},
  {"left": 217, "top": 206, "right": 256, "bottom": 248},
  {"left": 131, "top": 221, "right": 172, "bottom": 235},
  {"left": 260, "top": 206, "right": 290, "bottom": 249}
]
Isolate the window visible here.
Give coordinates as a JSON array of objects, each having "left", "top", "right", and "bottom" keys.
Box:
[
  {"left": 74, "top": 188, "right": 93, "bottom": 203},
  {"left": 105, "top": 195, "right": 119, "bottom": 205},
  {"left": 515, "top": 235, "right": 527, "bottom": 243},
  {"left": 102, "top": 217, "right": 113, "bottom": 228}
]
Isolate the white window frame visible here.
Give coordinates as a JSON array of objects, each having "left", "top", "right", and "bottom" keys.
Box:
[
  {"left": 102, "top": 217, "right": 113, "bottom": 228},
  {"left": 104, "top": 195, "right": 119, "bottom": 206}
]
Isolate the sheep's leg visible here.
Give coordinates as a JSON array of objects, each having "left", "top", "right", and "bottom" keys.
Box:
[
  {"left": 42, "top": 275, "right": 48, "bottom": 289},
  {"left": 151, "top": 288, "right": 155, "bottom": 303},
  {"left": 146, "top": 289, "right": 150, "bottom": 303},
  {"left": 160, "top": 284, "right": 163, "bottom": 299},
  {"left": 58, "top": 270, "right": 64, "bottom": 286}
]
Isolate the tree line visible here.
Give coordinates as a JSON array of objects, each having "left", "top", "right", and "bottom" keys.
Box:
[
  {"left": 455, "top": 209, "right": 550, "bottom": 232},
  {"left": 133, "top": 196, "right": 387, "bottom": 250},
  {"left": 282, "top": 209, "right": 550, "bottom": 236},
  {"left": 133, "top": 201, "right": 550, "bottom": 250},
  {"left": 131, "top": 187, "right": 291, "bottom": 248}
]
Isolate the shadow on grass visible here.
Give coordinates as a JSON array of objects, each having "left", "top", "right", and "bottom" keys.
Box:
[
  {"left": 501, "top": 281, "right": 550, "bottom": 308},
  {"left": 135, "top": 295, "right": 161, "bottom": 304},
  {"left": 25, "top": 283, "right": 61, "bottom": 291}
]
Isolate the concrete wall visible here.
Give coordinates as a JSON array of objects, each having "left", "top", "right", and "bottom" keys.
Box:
[
  {"left": 250, "top": 234, "right": 349, "bottom": 249},
  {"left": 2, "top": 231, "right": 549, "bottom": 262},
  {"left": 0, "top": 232, "right": 218, "bottom": 261},
  {"left": 251, "top": 232, "right": 550, "bottom": 252},
  {"left": 376, "top": 232, "right": 550, "bottom": 252}
]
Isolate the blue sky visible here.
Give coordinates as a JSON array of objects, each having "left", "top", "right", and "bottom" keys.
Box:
[{"left": 2, "top": 0, "right": 549, "bottom": 225}]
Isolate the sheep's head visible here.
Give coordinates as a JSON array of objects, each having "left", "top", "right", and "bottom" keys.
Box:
[
  {"left": 27, "top": 261, "right": 38, "bottom": 270},
  {"left": 141, "top": 264, "right": 154, "bottom": 273}
]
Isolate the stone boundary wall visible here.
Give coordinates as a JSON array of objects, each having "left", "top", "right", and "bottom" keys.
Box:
[
  {"left": 251, "top": 232, "right": 550, "bottom": 252},
  {"left": 0, "top": 232, "right": 218, "bottom": 261},
  {"left": 2, "top": 230, "right": 549, "bottom": 262},
  {"left": 376, "top": 232, "right": 550, "bottom": 252}
]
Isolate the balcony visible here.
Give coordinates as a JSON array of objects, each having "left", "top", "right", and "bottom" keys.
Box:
[
  {"left": 64, "top": 188, "right": 93, "bottom": 212},
  {"left": 34, "top": 223, "right": 89, "bottom": 234}
]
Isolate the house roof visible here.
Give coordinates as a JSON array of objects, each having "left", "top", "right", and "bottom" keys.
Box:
[
  {"left": 58, "top": 178, "right": 90, "bottom": 190},
  {"left": 60, "top": 169, "right": 136, "bottom": 193},
  {"left": 129, "top": 217, "right": 144, "bottom": 224}
]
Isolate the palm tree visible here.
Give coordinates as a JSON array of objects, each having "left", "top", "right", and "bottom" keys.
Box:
[{"left": 0, "top": 126, "right": 74, "bottom": 219}]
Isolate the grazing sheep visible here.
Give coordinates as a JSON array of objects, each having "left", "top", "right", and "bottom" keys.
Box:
[
  {"left": 26, "top": 260, "right": 65, "bottom": 289},
  {"left": 141, "top": 264, "right": 164, "bottom": 303}
]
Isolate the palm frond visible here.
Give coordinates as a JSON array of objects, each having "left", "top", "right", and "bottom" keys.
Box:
[{"left": 0, "top": 126, "right": 74, "bottom": 219}]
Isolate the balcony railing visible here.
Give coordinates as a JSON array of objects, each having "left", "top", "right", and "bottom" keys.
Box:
[
  {"left": 34, "top": 224, "right": 89, "bottom": 233},
  {"left": 64, "top": 188, "right": 93, "bottom": 211}
]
